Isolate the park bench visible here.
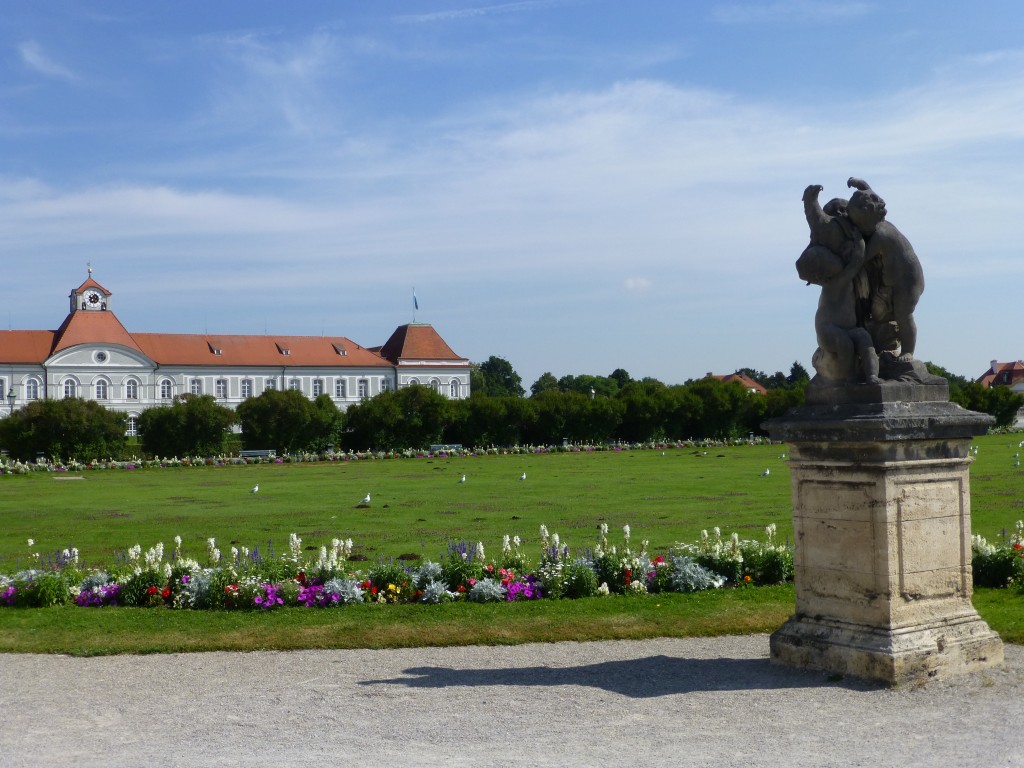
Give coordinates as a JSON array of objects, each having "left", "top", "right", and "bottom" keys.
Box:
[{"left": 239, "top": 449, "right": 276, "bottom": 459}]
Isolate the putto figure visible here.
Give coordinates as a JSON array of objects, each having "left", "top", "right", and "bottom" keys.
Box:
[{"left": 798, "top": 177, "right": 928, "bottom": 386}]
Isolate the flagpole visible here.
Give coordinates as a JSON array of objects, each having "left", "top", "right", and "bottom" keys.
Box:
[{"left": 412, "top": 287, "right": 417, "bottom": 323}]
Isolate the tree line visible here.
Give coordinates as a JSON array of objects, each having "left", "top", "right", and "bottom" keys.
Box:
[{"left": 0, "top": 357, "right": 1019, "bottom": 462}]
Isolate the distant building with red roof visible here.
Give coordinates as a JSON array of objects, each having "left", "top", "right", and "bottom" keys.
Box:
[
  {"left": 0, "top": 274, "right": 470, "bottom": 436},
  {"left": 977, "top": 360, "right": 1024, "bottom": 393},
  {"left": 705, "top": 372, "right": 768, "bottom": 395}
]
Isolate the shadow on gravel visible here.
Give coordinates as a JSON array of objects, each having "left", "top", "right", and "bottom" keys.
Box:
[{"left": 360, "top": 654, "right": 881, "bottom": 698}]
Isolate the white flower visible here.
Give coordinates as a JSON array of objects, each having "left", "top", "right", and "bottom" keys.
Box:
[
  {"left": 513, "top": 535, "right": 521, "bottom": 547},
  {"left": 26, "top": 539, "right": 34, "bottom": 547},
  {"left": 600, "top": 523, "right": 609, "bottom": 536},
  {"left": 551, "top": 533, "right": 560, "bottom": 549},
  {"left": 174, "top": 535, "right": 182, "bottom": 549},
  {"left": 597, "top": 582, "right": 610, "bottom": 596},
  {"left": 474, "top": 542, "right": 486, "bottom": 562},
  {"left": 623, "top": 525, "right": 631, "bottom": 542},
  {"left": 539, "top": 524, "right": 549, "bottom": 539},
  {"left": 502, "top": 534, "right": 511, "bottom": 553}
]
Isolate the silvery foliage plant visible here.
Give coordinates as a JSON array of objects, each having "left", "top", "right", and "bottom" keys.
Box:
[
  {"left": 323, "top": 578, "right": 365, "bottom": 604},
  {"left": 669, "top": 555, "right": 725, "bottom": 593},
  {"left": 468, "top": 577, "right": 506, "bottom": 603},
  {"left": 421, "top": 579, "right": 456, "bottom": 604}
]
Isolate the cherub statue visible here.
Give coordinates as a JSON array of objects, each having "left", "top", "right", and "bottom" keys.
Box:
[
  {"left": 844, "top": 178, "right": 924, "bottom": 361},
  {"left": 797, "top": 185, "right": 880, "bottom": 385}
]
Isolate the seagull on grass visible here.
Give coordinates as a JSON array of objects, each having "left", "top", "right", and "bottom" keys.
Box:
[
  {"left": 761, "top": 468, "right": 770, "bottom": 477},
  {"left": 459, "top": 474, "right": 466, "bottom": 483},
  {"left": 520, "top": 472, "right": 527, "bottom": 481},
  {"left": 359, "top": 492, "right": 371, "bottom": 505},
  {"left": 250, "top": 484, "right": 259, "bottom": 494}
]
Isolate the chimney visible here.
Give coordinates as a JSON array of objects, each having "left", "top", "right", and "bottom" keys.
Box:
[{"left": 991, "top": 360, "right": 999, "bottom": 373}]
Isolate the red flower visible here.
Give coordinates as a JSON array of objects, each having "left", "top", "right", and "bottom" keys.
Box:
[
  {"left": 457, "top": 585, "right": 466, "bottom": 593},
  {"left": 146, "top": 586, "right": 159, "bottom": 595},
  {"left": 297, "top": 570, "right": 307, "bottom": 584},
  {"left": 161, "top": 588, "right": 171, "bottom": 599},
  {"left": 370, "top": 586, "right": 378, "bottom": 596}
]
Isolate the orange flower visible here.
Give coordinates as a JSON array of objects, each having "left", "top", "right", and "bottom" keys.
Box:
[{"left": 743, "top": 575, "right": 752, "bottom": 583}]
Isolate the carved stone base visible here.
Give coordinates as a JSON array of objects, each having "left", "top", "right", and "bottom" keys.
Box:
[
  {"left": 764, "top": 387, "right": 1002, "bottom": 685},
  {"left": 771, "top": 612, "right": 1003, "bottom": 686}
]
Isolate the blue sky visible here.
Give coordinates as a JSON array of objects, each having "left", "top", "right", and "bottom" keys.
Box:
[{"left": 3, "top": 1, "right": 1023, "bottom": 388}]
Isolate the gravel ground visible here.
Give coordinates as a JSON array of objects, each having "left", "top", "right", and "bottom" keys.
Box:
[{"left": 1, "top": 634, "right": 1021, "bottom": 767}]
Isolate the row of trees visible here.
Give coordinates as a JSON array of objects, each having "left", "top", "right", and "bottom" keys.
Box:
[{"left": 1, "top": 358, "right": 1019, "bottom": 462}]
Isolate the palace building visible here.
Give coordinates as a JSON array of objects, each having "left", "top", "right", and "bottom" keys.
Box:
[{"left": 0, "top": 275, "right": 471, "bottom": 436}]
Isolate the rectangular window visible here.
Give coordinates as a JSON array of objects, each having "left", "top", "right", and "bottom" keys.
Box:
[
  {"left": 215, "top": 379, "right": 228, "bottom": 399},
  {"left": 381, "top": 380, "right": 390, "bottom": 392},
  {"left": 358, "top": 379, "right": 368, "bottom": 399},
  {"left": 126, "top": 416, "right": 138, "bottom": 437},
  {"left": 190, "top": 379, "right": 202, "bottom": 395},
  {"left": 241, "top": 380, "right": 253, "bottom": 399},
  {"left": 312, "top": 379, "right": 324, "bottom": 397},
  {"left": 0, "top": 379, "right": 5, "bottom": 398},
  {"left": 288, "top": 378, "right": 301, "bottom": 391},
  {"left": 335, "top": 379, "right": 346, "bottom": 398},
  {"left": 265, "top": 379, "right": 276, "bottom": 391}
]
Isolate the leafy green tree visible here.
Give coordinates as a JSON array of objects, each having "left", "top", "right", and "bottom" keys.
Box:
[
  {"left": 556, "top": 373, "right": 618, "bottom": 398},
  {"left": 342, "top": 385, "right": 450, "bottom": 450},
  {"left": 787, "top": 361, "right": 810, "bottom": 388},
  {"left": 609, "top": 368, "right": 632, "bottom": 389},
  {"left": 530, "top": 372, "right": 559, "bottom": 397},
  {"left": 615, "top": 379, "right": 670, "bottom": 441},
  {"left": 138, "top": 394, "right": 236, "bottom": 457},
  {"left": 236, "top": 389, "right": 341, "bottom": 454},
  {"left": 954, "top": 382, "right": 1024, "bottom": 428},
  {"left": 680, "top": 378, "right": 752, "bottom": 438},
  {"left": 925, "top": 362, "right": 970, "bottom": 401},
  {"left": 474, "top": 356, "right": 525, "bottom": 398},
  {"left": 0, "top": 398, "right": 128, "bottom": 462}
]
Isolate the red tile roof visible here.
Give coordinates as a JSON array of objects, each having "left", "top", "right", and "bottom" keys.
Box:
[
  {"left": 131, "top": 333, "right": 391, "bottom": 367},
  {"left": 978, "top": 360, "right": 1024, "bottom": 388},
  {"left": 0, "top": 330, "right": 58, "bottom": 363},
  {"left": 707, "top": 373, "right": 768, "bottom": 395},
  {"left": 73, "top": 278, "right": 111, "bottom": 296},
  {"left": 377, "top": 324, "right": 467, "bottom": 365},
  {"left": 51, "top": 309, "right": 143, "bottom": 355}
]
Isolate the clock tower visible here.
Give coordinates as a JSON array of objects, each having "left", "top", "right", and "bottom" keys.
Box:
[{"left": 70, "top": 264, "right": 112, "bottom": 313}]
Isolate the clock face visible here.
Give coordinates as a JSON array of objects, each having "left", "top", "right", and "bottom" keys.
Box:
[{"left": 85, "top": 292, "right": 102, "bottom": 308}]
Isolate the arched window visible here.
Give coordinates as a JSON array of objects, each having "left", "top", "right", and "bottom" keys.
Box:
[
  {"left": 25, "top": 379, "right": 39, "bottom": 400},
  {"left": 126, "top": 415, "right": 138, "bottom": 437},
  {"left": 95, "top": 380, "right": 108, "bottom": 400},
  {"left": 63, "top": 379, "right": 78, "bottom": 398},
  {"left": 125, "top": 380, "right": 139, "bottom": 399},
  {"left": 160, "top": 379, "right": 173, "bottom": 399},
  {"left": 429, "top": 378, "right": 441, "bottom": 394},
  {"left": 450, "top": 380, "right": 460, "bottom": 398},
  {"left": 408, "top": 378, "right": 420, "bottom": 386}
]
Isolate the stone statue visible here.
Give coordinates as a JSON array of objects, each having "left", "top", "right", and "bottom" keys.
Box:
[{"left": 798, "top": 177, "right": 931, "bottom": 386}]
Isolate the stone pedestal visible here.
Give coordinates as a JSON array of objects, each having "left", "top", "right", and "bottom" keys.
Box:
[{"left": 764, "top": 382, "right": 1003, "bottom": 685}]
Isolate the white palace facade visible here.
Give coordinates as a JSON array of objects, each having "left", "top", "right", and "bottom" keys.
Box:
[{"left": 0, "top": 276, "right": 471, "bottom": 436}]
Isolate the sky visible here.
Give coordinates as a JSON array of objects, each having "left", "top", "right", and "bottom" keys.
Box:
[{"left": 2, "top": 1, "right": 1023, "bottom": 389}]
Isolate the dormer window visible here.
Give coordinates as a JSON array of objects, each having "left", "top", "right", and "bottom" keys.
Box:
[
  {"left": 276, "top": 343, "right": 291, "bottom": 356},
  {"left": 332, "top": 343, "right": 347, "bottom": 357},
  {"left": 208, "top": 342, "right": 223, "bottom": 356}
]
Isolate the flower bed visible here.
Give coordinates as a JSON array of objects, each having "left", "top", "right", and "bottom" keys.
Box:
[
  {"left": 0, "top": 438, "right": 781, "bottom": 475},
  {"left": 0, "top": 524, "right": 795, "bottom": 610}
]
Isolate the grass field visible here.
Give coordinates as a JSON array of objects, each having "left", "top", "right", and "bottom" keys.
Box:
[
  {"left": 2, "top": 434, "right": 1022, "bottom": 569},
  {"left": 1, "top": 433, "right": 1021, "bottom": 654}
]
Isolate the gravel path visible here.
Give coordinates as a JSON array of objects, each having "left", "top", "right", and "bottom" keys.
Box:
[{"left": 2, "top": 635, "right": 1021, "bottom": 767}]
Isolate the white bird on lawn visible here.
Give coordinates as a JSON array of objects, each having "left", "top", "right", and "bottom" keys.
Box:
[
  {"left": 250, "top": 484, "right": 259, "bottom": 494},
  {"left": 1015, "top": 461, "right": 1021, "bottom": 468},
  {"left": 459, "top": 474, "right": 466, "bottom": 483},
  {"left": 520, "top": 472, "right": 527, "bottom": 481},
  {"left": 359, "top": 492, "right": 371, "bottom": 505},
  {"left": 761, "top": 468, "right": 770, "bottom": 477}
]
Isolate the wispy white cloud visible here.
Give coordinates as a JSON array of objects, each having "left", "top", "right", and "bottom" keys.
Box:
[
  {"left": 17, "top": 40, "right": 79, "bottom": 81},
  {"left": 396, "top": 0, "right": 570, "bottom": 24},
  {"left": 623, "top": 277, "right": 652, "bottom": 294},
  {"left": 712, "top": 1, "right": 874, "bottom": 25}
]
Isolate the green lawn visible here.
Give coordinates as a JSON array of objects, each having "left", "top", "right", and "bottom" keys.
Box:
[{"left": 1, "top": 433, "right": 1021, "bottom": 655}]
